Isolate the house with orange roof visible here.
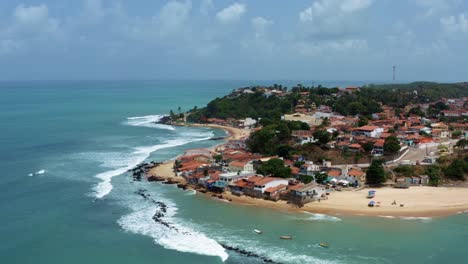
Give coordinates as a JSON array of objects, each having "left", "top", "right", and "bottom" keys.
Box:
[
  {"left": 372, "top": 139, "right": 385, "bottom": 155},
  {"left": 343, "top": 167, "right": 366, "bottom": 186},
  {"left": 253, "top": 177, "right": 290, "bottom": 197},
  {"left": 264, "top": 184, "right": 288, "bottom": 201},
  {"left": 348, "top": 143, "right": 362, "bottom": 153}
]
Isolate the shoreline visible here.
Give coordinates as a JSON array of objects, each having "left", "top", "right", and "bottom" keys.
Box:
[
  {"left": 147, "top": 123, "right": 468, "bottom": 218},
  {"left": 148, "top": 161, "right": 468, "bottom": 218}
]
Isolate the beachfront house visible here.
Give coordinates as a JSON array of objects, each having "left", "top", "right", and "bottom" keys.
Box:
[
  {"left": 253, "top": 177, "right": 289, "bottom": 198},
  {"left": 289, "top": 183, "right": 326, "bottom": 205}
]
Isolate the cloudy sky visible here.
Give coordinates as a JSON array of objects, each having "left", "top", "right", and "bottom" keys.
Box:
[{"left": 0, "top": 0, "right": 467, "bottom": 81}]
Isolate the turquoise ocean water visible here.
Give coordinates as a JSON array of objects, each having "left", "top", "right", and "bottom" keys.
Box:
[{"left": 1, "top": 80, "right": 467, "bottom": 264}]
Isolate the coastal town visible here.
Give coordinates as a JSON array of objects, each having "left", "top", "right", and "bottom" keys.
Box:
[{"left": 144, "top": 83, "right": 468, "bottom": 217}]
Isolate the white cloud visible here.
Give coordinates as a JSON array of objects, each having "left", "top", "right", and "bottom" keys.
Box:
[
  {"left": 153, "top": 1, "right": 192, "bottom": 37},
  {"left": 251, "top": 17, "right": 273, "bottom": 33},
  {"left": 440, "top": 13, "right": 468, "bottom": 33},
  {"left": 298, "top": 0, "right": 373, "bottom": 37},
  {"left": 216, "top": 3, "right": 246, "bottom": 24},
  {"left": 13, "top": 4, "right": 59, "bottom": 34},
  {"left": 299, "top": 0, "right": 372, "bottom": 22}
]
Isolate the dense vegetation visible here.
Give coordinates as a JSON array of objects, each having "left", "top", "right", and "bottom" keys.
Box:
[
  {"left": 256, "top": 158, "right": 292, "bottom": 178},
  {"left": 187, "top": 91, "right": 294, "bottom": 122},
  {"left": 366, "top": 159, "right": 386, "bottom": 185},
  {"left": 246, "top": 120, "right": 310, "bottom": 157},
  {"left": 185, "top": 82, "right": 468, "bottom": 124}
]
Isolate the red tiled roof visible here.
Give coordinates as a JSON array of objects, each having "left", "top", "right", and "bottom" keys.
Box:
[
  {"left": 265, "top": 184, "right": 287, "bottom": 193},
  {"left": 356, "top": 125, "right": 380, "bottom": 131},
  {"left": 327, "top": 170, "right": 341, "bottom": 177}
]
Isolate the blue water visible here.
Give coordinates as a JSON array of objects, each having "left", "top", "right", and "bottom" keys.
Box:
[{"left": 1, "top": 80, "right": 467, "bottom": 264}]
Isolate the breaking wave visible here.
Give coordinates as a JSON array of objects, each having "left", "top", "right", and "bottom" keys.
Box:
[
  {"left": 125, "top": 115, "right": 175, "bottom": 131},
  {"left": 118, "top": 194, "right": 228, "bottom": 261}
]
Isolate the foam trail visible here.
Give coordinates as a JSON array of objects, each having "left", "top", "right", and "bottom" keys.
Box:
[
  {"left": 125, "top": 115, "right": 175, "bottom": 131},
  {"left": 118, "top": 200, "right": 228, "bottom": 261},
  {"left": 28, "top": 169, "right": 46, "bottom": 176},
  {"left": 93, "top": 137, "right": 213, "bottom": 199},
  {"left": 301, "top": 212, "right": 342, "bottom": 222}
]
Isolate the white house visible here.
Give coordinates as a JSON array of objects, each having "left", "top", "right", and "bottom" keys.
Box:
[
  {"left": 243, "top": 118, "right": 257, "bottom": 129},
  {"left": 253, "top": 177, "right": 289, "bottom": 194},
  {"left": 352, "top": 125, "right": 384, "bottom": 138},
  {"left": 219, "top": 171, "right": 255, "bottom": 183}
]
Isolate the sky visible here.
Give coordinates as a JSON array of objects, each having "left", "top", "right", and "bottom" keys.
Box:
[{"left": 0, "top": 0, "right": 467, "bottom": 82}]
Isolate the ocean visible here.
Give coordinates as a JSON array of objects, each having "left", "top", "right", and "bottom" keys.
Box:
[{"left": 0, "top": 80, "right": 467, "bottom": 264}]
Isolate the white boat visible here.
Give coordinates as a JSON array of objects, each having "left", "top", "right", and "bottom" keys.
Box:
[{"left": 254, "top": 229, "right": 262, "bottom": 234}]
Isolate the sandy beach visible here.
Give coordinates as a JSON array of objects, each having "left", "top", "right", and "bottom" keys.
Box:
[
  {"left": 149, "top": 158, "right": 468, "bottom": 217},
  {"left": 187, "top": 123, "right": 250, "bottom": 141}
]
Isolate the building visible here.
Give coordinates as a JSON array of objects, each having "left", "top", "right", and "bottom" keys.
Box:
[
  {"left": 289, "top": 183, "right": 326, "bottom": 205},
  {"left": 352, "top": 126, "right": 384, "bottom": 138},
  {"left": 228, "top": 160, "right": 254, "bottom": 173},
  {"left": 253, "top": 177, "right": 289, "bottom": 197},
  {"left": 219, "top": 171, "right": 255, "bottom": 183}
]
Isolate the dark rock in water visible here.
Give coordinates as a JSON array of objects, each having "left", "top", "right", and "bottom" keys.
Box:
[
  {"left": 177, "top": 183, "right": 187, "bottom": 190},
  {"left": 209, "top": 137, "right": 225, "bottom": 140},
  {"left": 220, "top": 244, "right": 279, "bottom": 263},
  {"left": 148, "top": 175, "right": 163, "bottom": 182},
  {"left": 155, "top": 115, "right": 172, "bottom": 125},
  {"left": 163, "top": 179, "right": 177, "bottom": 184}
]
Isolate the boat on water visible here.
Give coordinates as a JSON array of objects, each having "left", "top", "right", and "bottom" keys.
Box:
[
  {"left": 319, "top": 243, "right": 329, "bottom": 248},
  {"left": 280, "top": 236, "right": 292, "bottom": 240},
  {"left": 254, "top": 229, "right": 262, "bottom": 234}
]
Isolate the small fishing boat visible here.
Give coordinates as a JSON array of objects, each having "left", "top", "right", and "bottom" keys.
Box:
[
  {"left": 367, "top": 190, "right": 376, "bottom": 198},
  {"left": 319, "top": 243, "right": 329, "bottom": 248},
  {"left": 280, "top": 236, "right": 292, "bottom": 240},
  {"left": 254, "top": 229, "right": 262, "bottom": 234}
]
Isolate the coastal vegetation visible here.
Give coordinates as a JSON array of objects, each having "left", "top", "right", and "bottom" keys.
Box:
[{"left": 183, "top": 82, "right": 468, "bottom": 125}]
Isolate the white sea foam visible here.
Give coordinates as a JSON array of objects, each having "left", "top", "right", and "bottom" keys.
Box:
[
  {"left": 118, "top": 199, "right": 228, "bottom": 261},
  {"left": 301, "top": 212, "right": 342, "bottom": 222},
  {"left": 28, "top": 169, "right": 46, "bottom": 176},
  {"left": 378, "top": 215, "right": 396, "bottom": 219},
  {"left": 399, "top": 216, "right": 432, "bottom": 221},
  {"left": 92, "top": 135, "right": 213, "bottom": 199},
  {"left": 185, "top": 190, "right": 197, "bottom": 196},
  {"left": 125, "top": 115, "right": 175, "bottom": 131}
]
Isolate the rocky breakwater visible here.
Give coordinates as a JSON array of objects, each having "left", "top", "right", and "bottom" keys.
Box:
[{"left": 129, "top": 162, "right": 162, "bottom": 182}]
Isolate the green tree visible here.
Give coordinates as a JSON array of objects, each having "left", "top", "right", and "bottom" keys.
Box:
[
  {"left": 444, "top": 159, "right": 467, "bottom": 180},
  {"left": 256, "top": 158, "right": 292, "bottom": 178},
  {"left": 358, "top": 116, "right": 369, "bottom": 127},
  {"left": 426, "top": 165, "right": 442, "bottom": 186},
  {"left": 384, "top": 136, "right": 401, "bottom": 155},
  {"left": 314, "top": 172, "right": 328, "bottom": 184},
  {"left": 214, "top": 154, "right": 223, "bottom": 163},
  {"left": 313, "top": 130, "right": 331, "bottom": 145},
  {"left": 366, "top": 159, "right": 386, "bottom": 185},
  {"left": 452, "top": 130, "right": 462, "bottom": 139}
]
